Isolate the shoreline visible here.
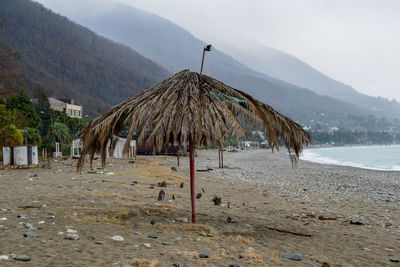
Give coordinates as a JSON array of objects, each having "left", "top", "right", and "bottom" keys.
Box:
[{"left": 301, "top": 145, "right": 400, "bottom": 172}]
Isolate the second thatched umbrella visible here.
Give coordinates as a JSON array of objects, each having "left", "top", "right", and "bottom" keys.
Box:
[{"left": 77, "top": 70, "right": 312, "bottom": 223}]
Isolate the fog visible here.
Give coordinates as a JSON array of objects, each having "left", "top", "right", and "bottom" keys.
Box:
[{"left": 35, "top": 0, "right": 400, "bottom": 101}]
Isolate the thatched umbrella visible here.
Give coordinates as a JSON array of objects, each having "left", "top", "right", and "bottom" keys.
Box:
[{"left": 77, "top": 70, "right": 312, "bottom": 223}]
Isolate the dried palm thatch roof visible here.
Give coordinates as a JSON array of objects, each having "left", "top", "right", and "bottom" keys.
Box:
[{"left": 77, "top": 70, "right": 311, "bottom": 171}]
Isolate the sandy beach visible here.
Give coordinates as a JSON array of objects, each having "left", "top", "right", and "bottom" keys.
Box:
[{"left": 0, "top": 149, "right": 399, "bottom": 266}]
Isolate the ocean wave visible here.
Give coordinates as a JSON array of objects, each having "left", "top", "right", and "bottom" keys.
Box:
[{"left": 301, "top": 149, "right": 400, "bottom": 172}]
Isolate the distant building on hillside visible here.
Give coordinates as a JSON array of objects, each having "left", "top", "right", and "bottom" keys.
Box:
[{"left": 48, "top": 97, "right": 83, "bottom": 118}]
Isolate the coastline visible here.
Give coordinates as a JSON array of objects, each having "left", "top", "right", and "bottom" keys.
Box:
[
  {"left": 301, "top": 145, "right": 400, "bottom": 172},
  {"left": 0, "top": 149, "right": 398, "bottom": 266}
]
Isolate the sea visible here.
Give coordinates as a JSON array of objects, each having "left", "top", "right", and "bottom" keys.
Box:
[{"left": 301, "top": 145, "right": 400, "bottom": 171}]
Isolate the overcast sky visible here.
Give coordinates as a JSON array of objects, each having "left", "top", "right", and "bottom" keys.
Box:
[{"left": 36, "top": 0, "right": 400, "bottom": 101}]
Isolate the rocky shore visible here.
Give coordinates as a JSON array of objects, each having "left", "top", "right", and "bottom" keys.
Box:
[{"left": 0, "top": 149, "right": 399, "bottom": 266}]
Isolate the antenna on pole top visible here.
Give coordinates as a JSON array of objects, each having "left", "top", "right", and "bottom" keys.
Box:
[{"left": 200, "top": 44, "right": 212, "bottom": 75}]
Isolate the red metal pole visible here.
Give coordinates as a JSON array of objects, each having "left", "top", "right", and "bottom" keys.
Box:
[{"left": 189, "top": 139, "right": 197, "bottom": 224}]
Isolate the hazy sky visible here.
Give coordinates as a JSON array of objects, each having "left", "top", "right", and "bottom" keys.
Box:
[{"left": 36, "top": 0, "right": 400, "bottom": 101}]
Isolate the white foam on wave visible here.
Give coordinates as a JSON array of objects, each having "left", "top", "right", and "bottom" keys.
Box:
[{"left": 301, "top": 149, "right": 400, "bottom": 172}]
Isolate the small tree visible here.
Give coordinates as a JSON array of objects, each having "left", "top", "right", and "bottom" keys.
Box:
[{"left": 46, "top": 122, "right": 71, "bottom": 154}]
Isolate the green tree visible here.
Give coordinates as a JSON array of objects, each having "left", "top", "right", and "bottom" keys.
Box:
[
  {"left": 46, "top": 122, "right": 71, "bottom": 154},
  {"left": 0, "top": 104, "right": 23, "bottom": 146},
  {"left": 23, "top": 127, "right": 41, "bottom": 145},
  {"left": 34, "top": 86, "right": 52, "bottom": 137},
  {"left": 6, "top": 91, "right": 41, "bottom": 129}
]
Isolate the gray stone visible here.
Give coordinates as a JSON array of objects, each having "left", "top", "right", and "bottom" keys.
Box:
[
  {"left": 199, "top": 253, "right": 209, "bottom": 258},
  {"left": 14, "top": 255, "right": 31, "bottom": 261},
  {"left": 171, "top": 167, "right": 177, "bottom": 171},
  {"left": 229, "top": 265, "right": 242, "bottom": 267},
  {"left": 175, "top": 237, "right": 182, "bottom": 241},
  {"left": 16, "top": 222, "right": 25, "bottom": 229},
  {"left": 390, "top": 258, "right": 399, "bottom": 263},
  {"left": 134, "top": 232, "right": 142, "bottom": 235},
  {"left": 74, "top": 248, "right": 82, "bottom": 252},
  {"left": 161, "top": 241, "right": 172, "bottom": 245},
  {"left": 148, "top": 234, "right": 158, "bottom": 239},
  {"left": 25, "top": 223, "right": 36, "bottom": 230},
  {"left": 111, "top": 235, "right": 124, "bottom": 241},
  {"left": 24, "top": 232, "right": 39, "bottom": 237},
  {"left": 283, "top": 253, "right": 302, "bottom": 261},
  {"left": 65, "top": 233, "right": 80, "bottom": 240},
  {"left": 57, "top": 185, "right": 64, "bottom": 189},
  {"left": 46, "top": 216, "right": 55, "bottom": 219}
]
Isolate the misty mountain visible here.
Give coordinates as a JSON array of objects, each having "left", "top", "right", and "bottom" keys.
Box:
[
  {"left": 209, "top": 37, "right": 400, "bottom": 121},
  {"left": 45, "top": 0, "right": 399, "bottom": 129},
  {"left": 0, "top": 0, "right": 169, "bottom": 116}
]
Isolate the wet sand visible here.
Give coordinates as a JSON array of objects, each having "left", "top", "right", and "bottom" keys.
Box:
[{"left": 0, "top": 149, "right": 399, "bottom": 266}]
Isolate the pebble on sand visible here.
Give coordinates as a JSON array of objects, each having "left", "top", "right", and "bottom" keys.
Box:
[
  {"left": 390, "top": 258, "right": 399, "bottom": 263},
  {"left": 148, "top": 234, "right": 158, "bottom": 239},
  {"left": 14, "top": 255, "right": 31, "bottom": 261},
  {"left": 283, "top": 253, "right": 303, "bottom": 261},
  {"left": 65, "top": 233, "right": 80, "bottom": 240},
  {"left": 111, "top": 235, "right": 124, "bottom": 241},
  {"left": 199, "top": 253, "right": 209, "bottom": 258},
  {"left": 24, "top": 232, "right": 39, "bottom": 238}
]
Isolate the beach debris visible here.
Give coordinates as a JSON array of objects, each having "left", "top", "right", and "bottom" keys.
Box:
[
  {"left": 24, "top": 232, "right": 39, "bottom": 238},
  {"left": 196, "top": 193, "right": 202, "bottom": 199},
  {"left": 318, "top": 216, "right": 337, "bottom": 221},
  {"left": 350, "top": 220, "right": 364, "bottom": 225},
  {"left": 176, "top": 217, "right": 189, "bottom": 223},
  {"left": 0, "top": 255, "right": 9, "bottom": 261},
  {"left": 65, "top": 233, "right": 80, "bottom": 240},
  {"left": 67, "top": 229, "right": 78, "bottom": 234},
  {"left": 141, "top": 243, "right": 151, "bottom": 248},
  {"left": 111, "top": 235, "right": 124, "bottom": 241},
  {"left": 180, "top": 182, "right": 184, "bottom": 188},
  {"left": 158, "top": 181, "right": 167, "bottom": 187},
  {"left": 13, "top": 255, "right": 31, "bottom": 262},
  {"left": 390, "top": 258, "right": 399, "bottom": 263},
  {"left": 283, "top": 253, "right": 302, "bottom": 261},
  {"left": 158, "top": 190, "right": 165, "bottom": 201},
  {"left": 197, "top": 168, "right": 213, "bottom": 172},
  {"left": 171, "top": 167, "right": 177, "bottom": 171},
  {"left": 265, "top": 226, "right": 312, "bottom": 237},
  {"left": 202, "top": 188, "right": 205, "bottom": 193},
  {"left": 148, "top": 234, "right": 158, "bottom": 239},
  {"left": 227, "top": 217, "right": 237, "bottom": 223},
  {"left": 201, "top": 232, "right": 214, "bottom": 237},
  {"left": 212, "top": 196, "right": 222, "bottom": 205},
  {"left": 199, "top": 253, "right": 209, "bottom": 258}
]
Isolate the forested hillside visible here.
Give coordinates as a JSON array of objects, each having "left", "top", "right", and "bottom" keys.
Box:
[{"left": 0, "top": 0, "right": 169, "bottom": 116}]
